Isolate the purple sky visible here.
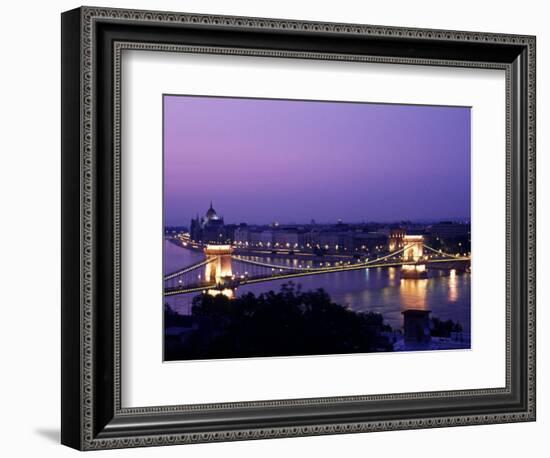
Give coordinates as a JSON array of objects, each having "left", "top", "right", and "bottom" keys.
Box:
[{"left": 164, "top": 95, "right": 470, "bottom": 226}]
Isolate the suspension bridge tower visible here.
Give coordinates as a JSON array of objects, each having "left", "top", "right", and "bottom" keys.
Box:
[
  {"left": 204, "top": 244, "right": 234, "bottom": 286},
  {"left": 401, "top": 235, "right": 427, "bottom": 279},
  {"left": 402, "top": 235, "right": 424, "bottom": 261}
]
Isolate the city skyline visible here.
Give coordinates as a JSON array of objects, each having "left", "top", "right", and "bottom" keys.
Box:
[
  {"left": 164, "top": 95, "right": 471, "bottom": 226},
  {"left": 165, "top": 202, "right": 471, "bottom": 228}
]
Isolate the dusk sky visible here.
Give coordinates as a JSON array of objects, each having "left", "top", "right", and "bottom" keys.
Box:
[{"left": 164, "top": 95, "right": 470, "bottom": 226}]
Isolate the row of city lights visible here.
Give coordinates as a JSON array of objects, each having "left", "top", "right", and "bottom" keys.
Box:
[
  {"left": 178, "top": 233, "right": 467, "bottom": 256},
  {"left": 231, "top": 240, "right": 387, "bottom": 251}
]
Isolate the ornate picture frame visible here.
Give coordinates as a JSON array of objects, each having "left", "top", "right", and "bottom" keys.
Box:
[{"left": 61, "top": 6, "right": 536, "bottom": 450}]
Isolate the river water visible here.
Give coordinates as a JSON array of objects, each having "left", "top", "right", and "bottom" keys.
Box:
[{"left": 164, "top": 239, "right": 471, "bottom": 334}]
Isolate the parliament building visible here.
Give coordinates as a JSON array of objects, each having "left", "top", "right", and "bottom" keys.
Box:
[{"left": 189, "top": 202, "right": 227, "bottom": 244}]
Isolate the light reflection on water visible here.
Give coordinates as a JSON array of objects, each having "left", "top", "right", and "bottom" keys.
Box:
[{"left": 164, "top": 240, "right": 470, "bottom": 332}]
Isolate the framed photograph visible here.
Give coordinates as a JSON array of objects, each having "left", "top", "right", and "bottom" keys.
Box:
[{"left": 61, "top": 6, "right": 536, "bottom": 450}]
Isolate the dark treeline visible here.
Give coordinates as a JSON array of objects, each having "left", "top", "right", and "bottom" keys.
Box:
[
  {"left": 431, "top": 317, "right": 463, "bottom": 337},
  {"left": 165, "top": 283, "right": 393, "bottom": 361}
]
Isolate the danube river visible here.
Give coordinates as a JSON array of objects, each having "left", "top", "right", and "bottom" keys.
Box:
[{"left": 164, "top": 239, "right": 471, "bottom": 334}]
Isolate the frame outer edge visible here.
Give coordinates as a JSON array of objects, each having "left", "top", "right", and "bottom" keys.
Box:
[
  {"left": 526, "top": 36, "right": 536, "bottom": 421},
  {"left": 61, "top": 7, "right": 84, "bottom": 451}
]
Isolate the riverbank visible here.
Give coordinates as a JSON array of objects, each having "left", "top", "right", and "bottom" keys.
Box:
[{"left": 166, "top": 236, "right": 364, "bottom": 263}]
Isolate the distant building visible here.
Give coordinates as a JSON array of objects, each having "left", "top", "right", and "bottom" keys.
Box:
[
  {"left": 190, "top": 202, "right": 226, "bottom": 244},
  {"left": 224, "top": 224, "right": 238, "bottom": 243},
  {"left": 249, "top": 231, "right": 262, "bottom": 246},
  {"left": 298, "top": 231, "right": 316, "bottom": 249},
  {"left": 317, "top": 232, "right": 339, "bottom": 251},
  {"left": 338, "top": 232, "right": 355, "bottom": 253},
  {"left": 274, "top": 230, "right": 299, "bottom": 249},
  {"left": 351, "top": 232, "right": 388, "bottom": 254},
  {"left": 259, "top": 230, "right": 274, "bottom": 246},
  {"left": 379, "top": 227, "right": 406, "bottom": 252},
  {"left": 234, "top": 224, "right": 249, "bottom": 245},
  {"left": 430, "top": 222, "right": 470, "bottom": 240}
]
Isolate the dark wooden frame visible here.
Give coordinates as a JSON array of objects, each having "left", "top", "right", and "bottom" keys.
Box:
[{"left": 61, "top": 6, "right": 536, "bottom": 450}]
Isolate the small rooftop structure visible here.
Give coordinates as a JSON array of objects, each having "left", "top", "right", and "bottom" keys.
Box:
[{"left": 402, "top": 309, "right": 431, "bottom": 343}]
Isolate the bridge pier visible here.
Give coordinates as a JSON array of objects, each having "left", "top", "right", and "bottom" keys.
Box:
[
  {"left": 401, "top": 263, "right": 428, "bottom": 279},
  {"left": 204, "top": 244, "right": 235, "bottom": 296},
  {"left": 401, "top": 235, "right": 428, "bottom": 279}
]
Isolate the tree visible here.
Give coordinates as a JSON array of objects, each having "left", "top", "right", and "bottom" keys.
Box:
[{"left": 164, "top": 282, "right": 393, "bottom": 360}]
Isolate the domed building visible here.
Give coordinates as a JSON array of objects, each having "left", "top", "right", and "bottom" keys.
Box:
[
  {"left": 205, "top": 202, "right": 220, "bottom": 222},
  {"left": 190, "top": 202, "right": 226, "bottom": 244}
]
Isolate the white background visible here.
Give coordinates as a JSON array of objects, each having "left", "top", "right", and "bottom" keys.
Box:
[
  {"left": 0, "top": 0, "right": 546, "bottom": 457},
  {"left": 123, "top": 52, "right": 505, "bottom": 406}
]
